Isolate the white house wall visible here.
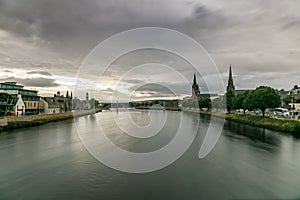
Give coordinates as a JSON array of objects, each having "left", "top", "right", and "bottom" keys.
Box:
[{"left": 14, "top": 95, "right": 25, "bottom": 116}]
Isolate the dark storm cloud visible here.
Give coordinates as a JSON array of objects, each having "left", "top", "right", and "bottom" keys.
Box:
[
  {"left": 183, "top": 4, "right": 235, "bottom": 34},
  {"left": 2, "top": 69, "right": 12, "bottom": 73},
  {"left": 0, "top": 0, "right": 193, "bottom": 57},
  {"left": 1, "top": 77, "right": 59, "bottom": 87},
  {"left": 21, "top": 78, "right": 59, "bottom": 87}
]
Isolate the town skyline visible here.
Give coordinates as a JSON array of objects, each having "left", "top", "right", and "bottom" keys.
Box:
[{"left": 0, "top": 66, "right": 298, "bottom": 103}]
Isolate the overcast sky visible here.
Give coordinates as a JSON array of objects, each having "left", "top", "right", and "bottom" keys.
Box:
[{"left": 0, "top": 0, "right": 299, "bottom": 100}]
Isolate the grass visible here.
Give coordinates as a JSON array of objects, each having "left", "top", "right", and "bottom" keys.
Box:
[
  {"left": 226, "top": 114, "right": 300, "bottom": 134},
  {"left": 184, "top": 109, "right": 300, "bottom": 135},
  {"left": 0, "top": 109, "right": 101, "bottom": 132}
]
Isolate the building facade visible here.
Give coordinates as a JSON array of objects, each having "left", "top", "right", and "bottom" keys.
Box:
[
  {"left": 289, "top": 85, "right": 300, "bottom": 100},
  {"left": 14, "top": 95, "right": 25, "bottom": 116},
  {"left": 0, "top": 82, "right": 40, "bottom": 115},
  {"left": 72, "top": 93, "right": 90, "bottom": 111},
  {"left": 44, "top": 91, "right": 72, "bottom": 114}
]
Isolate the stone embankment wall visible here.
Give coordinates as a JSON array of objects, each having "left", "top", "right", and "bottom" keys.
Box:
[{"left": 0, "top": 109, "right": 100, "bottom": 131}]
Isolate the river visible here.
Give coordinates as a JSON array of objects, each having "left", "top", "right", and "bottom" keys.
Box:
[{"left": 1, "top": 110, "right": 300, "bottom": 199}]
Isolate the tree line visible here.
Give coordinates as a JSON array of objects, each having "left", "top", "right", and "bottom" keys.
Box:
[{"left": 226, "top": 86, "right": 281, "bottom": 116}]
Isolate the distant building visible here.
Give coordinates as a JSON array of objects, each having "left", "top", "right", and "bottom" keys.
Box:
[
  {"left": 226, "top": 65, "right": 235, "bottom": 94},
  {"left": 86, "top": 92, "right": 89, "bottom": 101},
  {"left": 289, "top": 103, "right": 300, "bottom": 110},
  {"left": 39, "top": 98, "right": 49, "bottom": 114},
  {"left": 47, "top": 103, "right": 60, "bottom": 114},
  {"left": 289, "top": 85, "right": 300, "bottom": 100},
  {"left": 192, "top": 73, "right": 201, "bottom": 101},
  {"left": 44, "top": 91, "right": 72, "bottom": 114},
  {"left": 14, "top": 94, "right": 25, "bottom": 116},
  {"left": 0, "top": 93, "right": 25, "bottom": 117},
  {"left": 0, "top": 82, "right": 40, "bottom": 115},
  {"left": 192, "top": 73, "right": 217, "bottom": 100},
  {"left": 72, "top": 93, "right": 90, "bottom": 111},
  {"left": 181, "top": 74, "right": 220, "bottom": 109},
  {"left": 132, "top": 99, "right": 180, "bottom": 110},
  {"left": 276, "top": 89, "right": 289, "bottom": 99}
]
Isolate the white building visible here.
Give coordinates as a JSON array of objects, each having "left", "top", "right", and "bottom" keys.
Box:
[
  {"left": 289, "top": 103, "right": 300, "bottom": 110},
  {"left": 48, "top": 104, "right": 61, "bottom": 114},
  {"left": 13, "top": 95, "right": 25, "bottom": 116}
]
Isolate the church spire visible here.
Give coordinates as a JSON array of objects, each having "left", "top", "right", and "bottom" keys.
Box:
[
  {"left": 227, "top": 65, "right": 235, "bottom": 92},
  {"left": 192, "top": 73, "right": 200, "bottom": 99},
  {"left": 226, "top": 65, "right": 235, "bottom": 114}
]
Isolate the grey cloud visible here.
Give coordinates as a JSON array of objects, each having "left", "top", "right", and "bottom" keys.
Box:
[
  {"left": 281, "top": 20, "right": 300, "bottom": 30},
  {"left": 0, "top": 77, "right": 59, "bottom": 87},
  {"left": 131, "top": 82, "right": 191, "bottom": 97},
  {"left": 123, "top": 79, "right": 143, "bottom": 84},
  {"left": 135, "top": 84, "right": 174, "bottom": 93},
  {"left": 0, "top": 0, "right": 192, "bottom": 58},
  {"left": 1, "top": 0, "right": 300, "bottom": 98},
  {"left": 27, "top": 71, "right": 52, "bottom": 76}
]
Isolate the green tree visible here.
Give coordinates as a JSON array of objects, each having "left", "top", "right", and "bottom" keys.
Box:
[
  {"left": 243, "top": 91, "right": 255, "bottom": 112},
  {"left": 234, "top": 91, "right": 249, "bottom": 115},
  {"left": 198, "top": 98, "right": 211, "bottom": 110},
  {"left": 246, "top": 86, "right": 281, "bottom": 117},
  {"left": 282, "top": 95, "right": 292, "bottom": 106},
  {"left": 89, "top": 98, "right": 99, "bottom": 109},
  {"left": 226, "top": 90, "right": 235, "bottom": 114}
]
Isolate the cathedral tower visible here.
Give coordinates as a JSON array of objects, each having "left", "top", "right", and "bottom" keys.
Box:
[
  {"left": 86, "top": 92, "right": 89, "bottom": 102},
  {"left": 192, "top": 73, "right": 201, "bottom": 100}
]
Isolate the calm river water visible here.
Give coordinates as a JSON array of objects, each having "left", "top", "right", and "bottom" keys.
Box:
[{"left": 1, "top": 110, "right": 300, "bottom": 199}]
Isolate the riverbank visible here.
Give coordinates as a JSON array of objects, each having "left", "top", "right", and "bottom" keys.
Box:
[
  {"left": 0, "top": 109, "right": 101, "bottom": 132},
  {"left": 183, "top": 109, "right": 300, "bottom": 134}
]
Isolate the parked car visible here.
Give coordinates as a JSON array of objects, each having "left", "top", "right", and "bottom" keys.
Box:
[{"left": 274, "top": 108, "right": 289, "bottom": 117}]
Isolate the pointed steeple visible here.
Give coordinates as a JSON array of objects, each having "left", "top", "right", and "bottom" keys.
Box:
[
  {"left": 192, "top": 73, "right": 200, "bottom": 99},
  {"left": 66, "top": 90, "right": 69, "bottom": 97},
  {"left": 227, "top": 65, "right": 235, "bottom": 92},
  {"left": 228, "top": 65, "right": 233, "bottom": 85}
]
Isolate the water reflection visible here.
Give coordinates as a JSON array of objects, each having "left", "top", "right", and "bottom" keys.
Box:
[
  {"left": 96, "top": 110, "right": 181, "bottom": 153},
  {"left": 1, "top": 111, "right": 300, "bottom": 199},
  {"left": 222, "top": 120, "right": 281, "bottom": 153}
]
